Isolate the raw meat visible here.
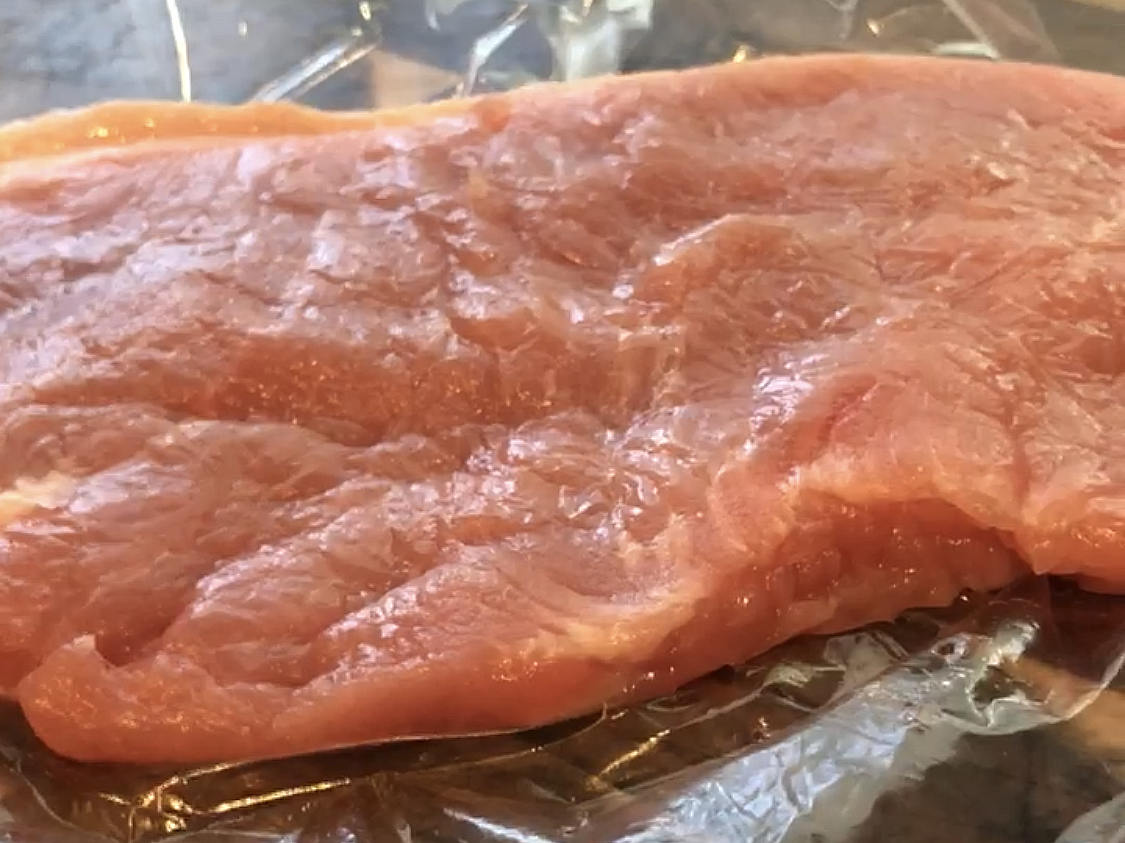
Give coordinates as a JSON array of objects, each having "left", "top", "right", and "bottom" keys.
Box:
[{"left": 1, "top": 53, "right": 1124, "bottom": 766}]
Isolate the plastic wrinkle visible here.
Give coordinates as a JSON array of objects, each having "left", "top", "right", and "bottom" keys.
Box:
[{"left": 4, "top": 2, "right": 1125, "bottom": 843}]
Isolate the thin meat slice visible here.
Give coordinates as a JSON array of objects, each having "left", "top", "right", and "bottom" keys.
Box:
[{"left": 2, "top": 53, "right": 1125, "bottom": 765}]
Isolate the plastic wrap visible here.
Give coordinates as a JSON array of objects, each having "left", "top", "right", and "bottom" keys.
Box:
[{"left": 3, "top": 1, "right": 1125, "bottom": 841}]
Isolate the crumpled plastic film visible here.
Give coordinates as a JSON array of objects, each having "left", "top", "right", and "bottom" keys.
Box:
[
  {"left": 3, "top": 1, "right": 1125, "bottom": 842},
  {"left": 408, "top": 0, "right": 1062, "bottom": 97},
  {"left": 3, "top": 582, "right": 1125, "bottom": 843}
]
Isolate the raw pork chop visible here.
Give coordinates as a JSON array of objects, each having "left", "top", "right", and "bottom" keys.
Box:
[{"left": 1, "top": 53, "right": 1125, "bottom": 766}]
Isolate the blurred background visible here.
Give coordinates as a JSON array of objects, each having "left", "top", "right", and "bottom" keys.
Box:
[{"left": 2, "top": 0, "right": 1125, "bottom": 123}]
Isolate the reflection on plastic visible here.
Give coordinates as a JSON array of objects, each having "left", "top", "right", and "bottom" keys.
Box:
[
  {"left": 413, "top": 0, "right": 1059, "bottom": 97},
  {"left": 3, "top": 583, "right": 1125, "bottom": 843},
  {"left": 1057, "top": 792, "right": 1125, "bottom": 843},
  {"left": 3, "top": 1, "right": 1125, "bottom": 842}
]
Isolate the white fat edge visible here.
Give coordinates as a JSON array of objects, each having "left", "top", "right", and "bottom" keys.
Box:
[{"left": 0, "top": 472, "right": 78, "bottom": 527}]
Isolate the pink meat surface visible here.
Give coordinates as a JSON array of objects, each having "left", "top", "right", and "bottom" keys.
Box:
[{"left": 1, "top": 53, "right": 1124, "bottom": 765}]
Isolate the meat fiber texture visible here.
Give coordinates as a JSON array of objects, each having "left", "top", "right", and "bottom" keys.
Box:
[{"left": 1, "top": 53, "right": 1124, "bottom": 767}]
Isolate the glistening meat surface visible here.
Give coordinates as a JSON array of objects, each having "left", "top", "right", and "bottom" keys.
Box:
[{"left": 1, "top": 53, "right": 1124, "bottom": 765}]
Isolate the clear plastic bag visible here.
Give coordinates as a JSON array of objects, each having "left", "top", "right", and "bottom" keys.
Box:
[{"left": 3, "top": 2, "right": 1125, "bottom": 842}]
